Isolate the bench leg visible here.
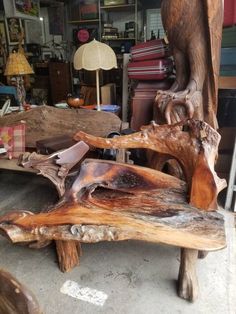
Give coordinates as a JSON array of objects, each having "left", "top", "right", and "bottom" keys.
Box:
[
  {"left": 178, "top": 248, "right": 199, "bottom": 302},
  {"left": 56, "top": 240, "right": 82, "bottom": 272},
  {"left": 198, "top": 250, "right": 208, "bottom": 259}
]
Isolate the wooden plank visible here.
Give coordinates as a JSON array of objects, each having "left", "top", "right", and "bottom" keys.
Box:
[
  {"left": 0, "top": 105, "right": 122, "bottom": 148},
  {"left": 0, "top": 159, "right": 37, "bottom": 173}
]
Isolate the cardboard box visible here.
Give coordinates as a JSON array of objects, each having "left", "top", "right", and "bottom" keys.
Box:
[
  {"left": 80, "top": 3, "right": 98, "bottom": 20},
  {"left": 101, "top": 83, "right": 116, "bottom": 105}
]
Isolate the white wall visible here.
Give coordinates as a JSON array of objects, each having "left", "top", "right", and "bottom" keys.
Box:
[{"left": 40, "top": 7, "right": 68, "bottom": 60}]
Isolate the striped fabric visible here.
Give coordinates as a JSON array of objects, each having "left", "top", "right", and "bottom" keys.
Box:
[{"left": 0, "top": 124, "right": 25, "bottom": 159}]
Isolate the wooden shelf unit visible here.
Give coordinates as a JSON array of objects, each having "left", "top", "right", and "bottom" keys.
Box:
[
  {"left": 102, "top": 37, "right": 135, "bottom": 41},
  {"left": 68, "top": 19, "right": 99, "bottom": 24},
  {"left": 67, "top": 1, "right": 140, "bottom": 44},
  {"left": 99, "top": 0, "right": 139, "bottom": 44},
  {"left": 100, "top": 4, "right": 135, "bottom": 11}
]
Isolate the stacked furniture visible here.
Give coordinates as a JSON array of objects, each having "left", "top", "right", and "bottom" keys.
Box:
[
  {"left": 216, "top": 0, "right": 236, "bottom": 184},
  {"left": 127, "top": 39, "right": 173, "bottom": 130}
]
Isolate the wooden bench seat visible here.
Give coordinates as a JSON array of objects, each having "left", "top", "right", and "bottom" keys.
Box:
[
  {"left": 0, "top": 159, "right": 226, "bottom": 252},
  {"left": 0, "top": 159, "right": 226, "bottom": 302}
]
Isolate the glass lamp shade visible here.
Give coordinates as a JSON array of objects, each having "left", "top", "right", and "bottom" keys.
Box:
[{"left": 4, "top": 51, "right": 34, "bottom": 76}]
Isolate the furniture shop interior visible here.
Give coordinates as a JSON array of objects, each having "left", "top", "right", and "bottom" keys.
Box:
[{"left": 0, "top": 1, "right": 235, "bottom": 313}]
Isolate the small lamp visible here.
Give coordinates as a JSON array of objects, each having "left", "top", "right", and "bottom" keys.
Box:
[
  {"left": 73, "top": 39, "right": 117, "bottom": 111},
  {"left": 4, "top": 51, "right": 34, "bottom": 111}
]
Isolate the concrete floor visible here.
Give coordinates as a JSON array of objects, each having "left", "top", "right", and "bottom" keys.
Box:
[{"left": 0, "top": 170, "right": 235, "bottom": 314}]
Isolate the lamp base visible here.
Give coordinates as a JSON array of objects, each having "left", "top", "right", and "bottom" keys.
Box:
[{"left": 16, "top": 76, "right": 26, "bottom": 112}]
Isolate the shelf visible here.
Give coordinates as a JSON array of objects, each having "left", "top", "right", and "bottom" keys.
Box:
[
  {"left": 100, "top": 4, "right": 135, "bottom": 11},
  {"left": 68, "top": 19, "right": 100, "bottom": 24},
  {"left": 0, "top": 159, "right": 37, "bottom": 173},
  {"left": 102, "top": 38, "right": 135, "bottom": 41},
  {"left": 34, "top": 62, "right": 49, "bottom": 68}
]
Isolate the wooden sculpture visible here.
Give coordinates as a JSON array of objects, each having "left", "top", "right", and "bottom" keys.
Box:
[
  {"left": 0, "top": 120, "right": 226, "bottom": 302},
  {"left": 156, "top": 0, "right": 223, "bottom": 129},
  {"left": 0, "top": 269, "right": 41, "bottom": 314},
  {"left": 76, "top": 119, "right": 226, "bottom": 210}
]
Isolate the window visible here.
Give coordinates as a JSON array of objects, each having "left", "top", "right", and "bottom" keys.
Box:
[{"left": 146, "top": 8, "right": 165, "bottom": 40}]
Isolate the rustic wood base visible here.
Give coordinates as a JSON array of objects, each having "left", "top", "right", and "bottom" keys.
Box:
[
  {"left": 55, "top": 240, "right": 82, "bottom": 273},
  {"left": 0, "top": 269, "right": 41, "bottom": 314},
  {"left": 178, "top": 248, "right": 199, "bottom": 302}
]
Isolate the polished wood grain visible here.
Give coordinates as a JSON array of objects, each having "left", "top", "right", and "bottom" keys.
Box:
[
  {"left": 76, "top": 119, "right": 226, "bottom": 211},
  {"left": 0, "top": 105, "right": 122, "bottom": 148},
  {"left": 0, "top": 159, "right": 225, "bottom": 251},
  {"left": 0, "top": 269, "right": 41, "bottom": 314},
  {"left": 155, "top": 0, "right": 223, "bottom": 129},
  {"left": 178, "top": 249, "right": 199, "bottom": 302}
]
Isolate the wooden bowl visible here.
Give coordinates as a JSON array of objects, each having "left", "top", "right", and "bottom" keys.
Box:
[{"left": 67, "top": 95, "right": 84, "bottom": 108}]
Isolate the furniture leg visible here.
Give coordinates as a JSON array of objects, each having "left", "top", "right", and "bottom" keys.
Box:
[
  {"left": 198, "top": 250, "right": 208, "bottom": 259},
  {"left": 178, "top": 248, "right": 199, "bottom": 302},
  {"left": 56, "top": 240, "right": 82, "bottom": 273}
]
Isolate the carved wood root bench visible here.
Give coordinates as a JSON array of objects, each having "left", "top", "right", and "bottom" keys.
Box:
[{"left": 0, "top": 119, "right": 226, "bottom": 302}]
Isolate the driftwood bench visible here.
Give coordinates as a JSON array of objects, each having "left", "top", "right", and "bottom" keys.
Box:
[{"left": 0, "top": 119, "right": 226, "bottom": 302}]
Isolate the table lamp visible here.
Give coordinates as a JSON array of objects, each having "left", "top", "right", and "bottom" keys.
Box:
[
  {"left": 4, "top": 51, "right": 34, "bottom": 111},
  {"left": 73, "top": 39, "right": 117, "bottom": 111}
]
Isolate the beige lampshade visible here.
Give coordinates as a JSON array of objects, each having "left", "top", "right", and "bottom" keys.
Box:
[
  {"left": 73, "top": 39, "right": 117, "bottom": 71},
  {"left": 4, "top": 51, "right": 34, "bottom": 76}
]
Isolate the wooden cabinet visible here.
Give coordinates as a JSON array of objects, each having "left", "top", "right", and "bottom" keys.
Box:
[
  {"left": 49, "top": 62, "right": 72, "bottom": 104},
  {"left": 32, "top": 62, "right": 51, "bottom": 105}
]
